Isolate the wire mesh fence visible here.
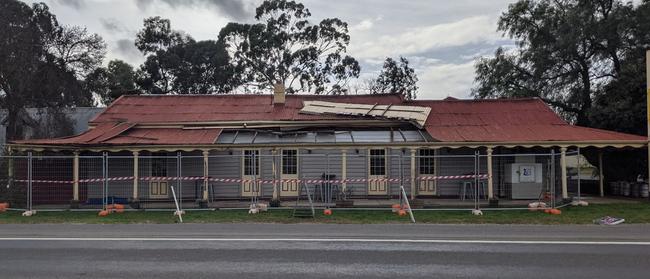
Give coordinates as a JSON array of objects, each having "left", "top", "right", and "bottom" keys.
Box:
[{"left": 0, "top": 148, "right": 598, "bottom": 212}]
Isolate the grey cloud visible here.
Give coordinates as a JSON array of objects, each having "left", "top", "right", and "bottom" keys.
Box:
[
  {"left": 135, "top": 0, "right": 257, "bottom": 20},
  {"left": 114, "top": 39, "right": 143, "bottom": 62},
  {"left": 135, "top": 0, "right": 154, "bottom": 10},
  {"left": 100, "top": 18, "right": 127, "bottom": 34},
  {"left": 54, "top": 0, "right": 85, "bottom": 10}
]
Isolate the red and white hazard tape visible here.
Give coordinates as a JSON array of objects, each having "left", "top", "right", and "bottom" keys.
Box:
[
  {"left": 418, "top": 174, "right": 488, "bottom": 180},
  {"left": 14, "top": 179, "right": 73, "bottom": 184},
  {"left": 80, "top": 177, "right": 134, "bottom": 183},
  {"left": 12, "top": 174, "right": 487, "bottom": 185},
  {"left": 140, "top": 176, "right": 205, "bottom": 181}
]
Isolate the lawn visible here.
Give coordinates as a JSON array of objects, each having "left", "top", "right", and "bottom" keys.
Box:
[{"left": 0, "top": 203, "right": 649, "bottom": 224}]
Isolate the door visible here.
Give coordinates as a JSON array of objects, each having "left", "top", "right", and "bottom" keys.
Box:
[
  {"left": 149, "top": 156, "right": 169, "bottom": 199},
  {"left": 368, "top": 149, "right": 388, "bottom": 195},
  {"left": 149, "top": 181, "right": 169, "bottom": 198},
  {"left": 418, "top": 149, "right": 437, "bottom": 195},
  {"left": 280, "top": 149, "right": 299, "bottom": 197},
  {"left": 241, "top": 150, "right": 261, "bottom": 197}
]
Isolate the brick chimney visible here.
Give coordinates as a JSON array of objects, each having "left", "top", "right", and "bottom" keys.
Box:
[{"left": 273, "top": 83, "right": 285, "bottom": 105}]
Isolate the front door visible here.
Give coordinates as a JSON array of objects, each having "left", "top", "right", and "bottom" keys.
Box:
[
  {"left": 241, "top": 150, "right": 261, "bottom": 197},
  {"left": 149, "top": 154, "right": 169, "bottom": 199},
  {"left": 149, "top": 156, "right": 169, "bottom": 199},
  {"left": 368, "top": 149, "right": 388, "bottom": 195},
  {"left": 280, "top": 149, "right": 299, "bottom": 197},
  {"left": 418, "top": 149, "right": 437, "bottom": 196}
]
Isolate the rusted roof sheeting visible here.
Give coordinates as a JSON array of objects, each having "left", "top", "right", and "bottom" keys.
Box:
[
  {"left": 12, "top": 122, "right": 127, "bottom": 145},
  {"left": 14, "top": 125, "right": 221, "bottom": 146},
  {"left": 103, "top": 128, "right": 222, "bottom": 145},
  {"left": 413, "top": 99, "right": 645, "bottom": 142},
  {"left": 91, "top": 94, "right": 404, "bottom": 124}
]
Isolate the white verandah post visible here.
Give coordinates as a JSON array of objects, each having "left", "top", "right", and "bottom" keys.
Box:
[
  {"left": 341, "top": 149, "right": 347, "bottom": 194},
  {"left": 132, "top": 151, "right": 139, "bottom": 200},
  {"left": 203, "top": 150, "right": 209, "bottom": 202},
  {"left": 487, "top": 147, "right": 494, "bottom": 200},
  {"left": 560, "top": 147, "right": 568, "bottom": 200},
  {"left": 599, "top": 151, "right": 605, "bottom": 197},
  {"left": 73, "top": 151, "right": 79, "bottom": 202},
  {"left": 410, "top": 148, "right": 416, "bottom": 200}
]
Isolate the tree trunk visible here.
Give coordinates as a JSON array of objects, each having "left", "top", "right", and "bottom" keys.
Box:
[
  {"left": 4, "top": 107, "right": 22, "bottom": 141},
  {"left": 577, "top": 67, "right": 593, "bottom": 126}
]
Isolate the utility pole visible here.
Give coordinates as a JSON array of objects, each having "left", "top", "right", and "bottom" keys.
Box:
[{"left": 646, "top": 50, "right": 650, "bottom": 199}]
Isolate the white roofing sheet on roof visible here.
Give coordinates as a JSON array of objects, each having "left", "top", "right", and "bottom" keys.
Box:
[
  {"left": 299, "top": 101, "right": 431, "bottom": 128},
  {"left": 216, "top": 129, "right": 426, "bottom": 144}
]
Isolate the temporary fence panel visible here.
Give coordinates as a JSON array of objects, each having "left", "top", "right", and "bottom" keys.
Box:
[
  {"left": 180, "top": 154, "right": 205, "bottom": 202},
  {"left": 346, "top": 151, "right": 368, "bottom": 197},
  {"left": 0, "top": 156, "right": 29, "bottom": 210},
  {"left": 0, "top": 148, "right": 581, "bottom": 211},
  {"left": 105, "top": 155, "right": 134, "bottom": 205},
  {"left": 433, "top": 153, "right": 482, "bottom": 198},
  {"left": 389, "top": 150, "right": 409, "bottom": 197},
  {"left": 30, "top": 155, "right": 73, "bottom": 208},
  {"left": 208, "top": 152, "right": 241, "bottom": 199},
  {"left": 79, "top": 156, "right": 104, "bottom": 209},
  {"left": 136, "top": 154, "right": 179, "bottom": 209},
  {"left": 299, "top": 151, "right": 343, "bottom": 203}
]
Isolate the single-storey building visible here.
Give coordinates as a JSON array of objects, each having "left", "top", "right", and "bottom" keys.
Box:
[{"left": 8, "top": 87, "right": 648, "bottom": 208}]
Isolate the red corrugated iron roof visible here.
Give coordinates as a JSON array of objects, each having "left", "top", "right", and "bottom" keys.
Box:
[
  {"left": 406, "top": 98, "right": 645, "bottom": 142},
  {"left": 90, "top": 94, "right": 405, "bottom": 124},
  {"left": 13, "top": 94, "right": 646, "bottom": 146},
  {"left": 13, "top": 125, "right": 222, "bottom": 146},
  {"left": 103, "top": 128, "right": 221, "bottom": 145}
]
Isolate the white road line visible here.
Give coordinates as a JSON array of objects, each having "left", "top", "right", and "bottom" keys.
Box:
[{"left": 0, "top": 237, "right": 649, "bottom": 245}]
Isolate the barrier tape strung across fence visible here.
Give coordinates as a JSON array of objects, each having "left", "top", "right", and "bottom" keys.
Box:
[{"left": 10, "top": 174, "right": 487, "bottom": 185}]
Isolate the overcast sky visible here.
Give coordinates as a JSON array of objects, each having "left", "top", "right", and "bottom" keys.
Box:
[{"left": 28, "top": 0, "right": 518, "bottom": 99}]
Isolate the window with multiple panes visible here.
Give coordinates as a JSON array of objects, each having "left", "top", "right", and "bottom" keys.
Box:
[
  {"left": 243, "top": 150, "right": 260, "bottom": 175},
  {"left": 369, "top": 149, "right": 386, "bottom": 176},
  {"left": 419, "top": 149, "right": 435, "bottom": 175},
  {"left": 282, "top": 149, "right": 298, "bottom": 175}
]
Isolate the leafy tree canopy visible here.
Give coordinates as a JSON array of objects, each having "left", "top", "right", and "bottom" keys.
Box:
[
  {"left": 85, "top": 60, "right": 137, "bottom": 105},
  {"left": 473, "top": 0, "right": 640, "bottom": 126},
  {"left": 135, "top": 16, "right": 237, "bottom": 94},
  {"left": 0, "top": 0, "right": 103, "bottom": 139},
  {"left": 218, "top": 0, "right": 361, "bottom": 94},
  {"left": 369, "top": 57, "right": 418, "bottom": 100}
]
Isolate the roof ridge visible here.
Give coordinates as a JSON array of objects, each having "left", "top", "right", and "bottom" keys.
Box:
[
  {"left": 117, "top": 93, "right": 405, "bottom": 98},
  {"left": 407, "top": 97, "right": 541, "bottom": 103}
]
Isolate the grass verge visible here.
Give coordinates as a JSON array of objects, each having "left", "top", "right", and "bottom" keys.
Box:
[{"left": 0, "top": 203, "right": 649, "bottom": 224}]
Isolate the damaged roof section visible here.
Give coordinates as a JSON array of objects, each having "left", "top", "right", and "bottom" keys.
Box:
[
  {"left": 13, "top": 122, "right": 222, "bottom": 146},
  {"left": 299, "top": 101, "right": 431, "bottom": 128}
]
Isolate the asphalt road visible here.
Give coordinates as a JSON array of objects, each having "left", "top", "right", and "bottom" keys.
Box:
[{"left": 1, "top": 223, "right": 650, "bottom": 278}]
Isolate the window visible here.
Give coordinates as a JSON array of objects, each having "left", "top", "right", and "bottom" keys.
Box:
[
  {"left": 369, "top": 149, "right": 386, "bottom": 176},
  {"left": 151, "top": 153, "right": 168, "bottom": 177},
  {"left": 419, "top": 149, "right": 435, "bottom": 175},
  {"left": 282, "top": 149, "right": 298, "bottom": 175},
  {"left": 243, "top": 150, "right": 260, "bottom": 176}
]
